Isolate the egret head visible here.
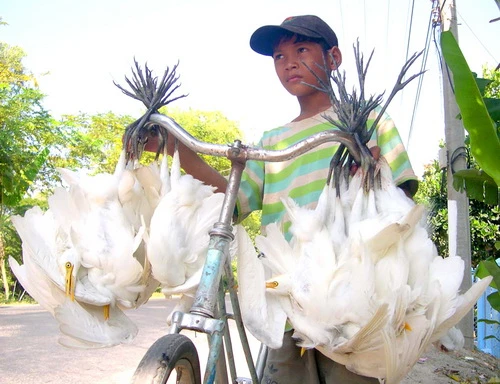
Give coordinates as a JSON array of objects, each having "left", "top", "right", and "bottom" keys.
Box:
[
  {"left": 265, "top": 274, "right": 292, "bottom": 295},
  {"left": 61, "top": 249, "right": 80, "bottom": 301}
]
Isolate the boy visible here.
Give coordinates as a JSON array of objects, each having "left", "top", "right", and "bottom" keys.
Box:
[
  {"left": 149, "top": 14, "right": 417, "bottom": 383},
  {"left": 237, "top": 15, "right": 417, "bottom": 383}
]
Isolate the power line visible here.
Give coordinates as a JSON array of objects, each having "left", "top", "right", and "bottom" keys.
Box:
[
  {"left": 456, "top": 9, "right": 499, "bottom": 65},
  {"left": 363, "top": 0, "right": 367, "bottom": 47},
  {"left": 432, "top": 3, "right": 455, "bottom": 94},
  {"left": 338, "top": 0, "right": 345, "bottom": 44},
  {"left": 397, "top": 0, "right": 417, "bottom": 121},
  {"left": 404, "top": 0, "right": 416, "bottom": 62},
  {"left": 406, "top": 1, "right": 435, "bottom": 149},
  {"left": 385, "top": 0, "right": 391, "bottom": 55}
]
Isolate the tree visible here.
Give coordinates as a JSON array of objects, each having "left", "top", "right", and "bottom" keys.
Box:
[
  {"left": 0, "top": 42, "right": 60, "bottom": 300},
  {"left": 415, "top": 158, "right": 499, "bottom": 268},
  {"left": 161, "top": 107, "right": 242, "bottom": 176},
  {"left": 55, "top": 112, "right": 134, "bottom": 173}
]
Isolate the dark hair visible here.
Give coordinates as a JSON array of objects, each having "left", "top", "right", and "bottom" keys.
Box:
[{"left": 272, "top": 31, "right": 331, "bottom": 55}]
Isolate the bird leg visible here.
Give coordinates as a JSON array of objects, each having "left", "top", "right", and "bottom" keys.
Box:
[
  {"left": 103, "top": 304, "right": 110, "bottom": 321},
  {"left": 326, "top": 144, "right": 345, "bottom": 186},
  {"left": 365, "top": 50, "right": 426, "bottom": 142},
  {"left": 115, "top": 60, "right": 188, "bottom": 162},
  {"left": 305, "top": 41, "right": 425, "bottom": 192}
]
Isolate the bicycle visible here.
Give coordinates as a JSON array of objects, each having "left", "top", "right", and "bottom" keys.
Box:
[{"left": 129, "top": 112, "right": 358, "bottom": 384}]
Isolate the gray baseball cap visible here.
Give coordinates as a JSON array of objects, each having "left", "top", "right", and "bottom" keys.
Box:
[{"left": 250, "top": 15, "right": 338, "bottom": 56}]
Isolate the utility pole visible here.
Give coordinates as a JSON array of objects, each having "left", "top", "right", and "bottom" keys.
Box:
[{"left": 438, "top": 0, "right": 474, "bottom": 349}]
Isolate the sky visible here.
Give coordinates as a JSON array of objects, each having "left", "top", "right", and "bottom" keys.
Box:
[{"left": 2, "top": 0, "right": 499, "bottom": 178}]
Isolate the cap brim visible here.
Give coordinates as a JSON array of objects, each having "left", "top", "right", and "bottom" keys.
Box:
[{"left": 250, "top": 25, "right": 323, "bottom": 56}]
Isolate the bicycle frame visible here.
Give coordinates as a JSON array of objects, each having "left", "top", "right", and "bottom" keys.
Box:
[{"left": 147, "top": 113, "right": 358, "bottom": 384}]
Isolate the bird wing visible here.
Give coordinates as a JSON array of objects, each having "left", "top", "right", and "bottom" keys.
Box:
[
  {"left": 255, "top": 222, "right": 295, "bottom": 276},
  {"left": 237, "top": 226, "right": 288, "bottom": 349},
  {"left": 11, "top": 208, "right": 108, "bottom": 304},
  {"left": 8, "top": 255, "right": 63, "bottom": 315},
  {"left": 55, "top": 299, "right": 138, "bottom": 348},
  {"left": 431, "top": 275, "right": 493, "bottom": 343},
  {"left": 134, "top": 162, "right": 162, "bottom": 208}
]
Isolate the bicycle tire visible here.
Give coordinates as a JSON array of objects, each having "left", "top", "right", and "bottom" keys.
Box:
[{"left": 132, "top": 334, "right": 202, "bottom": 384}]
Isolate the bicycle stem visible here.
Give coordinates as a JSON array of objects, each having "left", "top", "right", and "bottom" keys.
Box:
[{"left": 190, "top": 146, "right": 246, "bottom": 318}]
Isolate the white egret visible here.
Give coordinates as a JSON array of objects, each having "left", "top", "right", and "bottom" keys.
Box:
[
  {"left": 147, "top": 147, "right": 225, "bottom": 292},
  {"left": 9, "top": 151, "right": 164, "bottom": 347},
  {"left": 10, "top": 205, "right": 109, "bottom": 306},
  {"left": 57, "top": 156, "right": 147, "bottom": 313},
  {"left": 9, "top": 246, "right": 137, "bottom": 348},
  {"left": 237, "top": 155, "right": 493, "bottom": 383},
  {"left": 237, "top": 224, "right": 289, "bottom": 349}
]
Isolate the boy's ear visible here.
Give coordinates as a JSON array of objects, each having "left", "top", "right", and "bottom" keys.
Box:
[{"left": 327, "top": 47, "right": 342, "bottom": 70}]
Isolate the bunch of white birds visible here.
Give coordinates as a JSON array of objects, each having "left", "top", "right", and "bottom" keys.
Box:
[
  {"left": 9, "top": 147, "right": 225, "bottom": 348},
  {"left": 10, "top": 141, "right": 492, "bottom": 382},
  {"left": 237, "top": 156, "right": 492, "bottom": 384}
]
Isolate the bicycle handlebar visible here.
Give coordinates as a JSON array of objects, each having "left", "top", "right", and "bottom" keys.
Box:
[{"left": 149, "top": 113, "right": 360, "bottom": 164}]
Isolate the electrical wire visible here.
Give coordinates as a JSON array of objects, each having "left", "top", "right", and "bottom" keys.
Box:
[
  {"left": 456, "top": 9, "right": 499, "bottom": 65},
  {"left": 338, "top": 0, "right": 345, "bottom": 45},
  {"left": 397, "top": 0, "right": 417, "bottom": 127},
  {"left": 363, "top": 0, "right": 367, "bottom": 48},
  {"left": 432, "top": 3, "right": 455, "bottom": 94},
  {"left": 405, "top": 0, "right": 416, "bottom": 62},
  {"left": 406, "top": 2, "right": 435, "bottom": 149},
  {"left": 385, "top": 0, "right": 391, "bottom": 56}
]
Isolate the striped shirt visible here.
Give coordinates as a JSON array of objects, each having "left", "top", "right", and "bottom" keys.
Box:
[{"left": 236, "top": 107, "right": 417, "bottom": 238}]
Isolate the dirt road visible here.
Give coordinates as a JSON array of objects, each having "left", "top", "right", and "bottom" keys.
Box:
[
  {"left": 1, "top": 299, "right": 498, "bottom": 383},
  {"left": 0, "top": 298, "right": 260, "bottom": 383}
]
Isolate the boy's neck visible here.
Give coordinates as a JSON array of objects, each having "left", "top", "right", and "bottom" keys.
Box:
[{"left": 293, "top": 95, "right": 332, "bottom": 122}]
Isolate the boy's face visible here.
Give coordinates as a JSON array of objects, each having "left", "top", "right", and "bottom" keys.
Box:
[{"left": 272, "top": 38, "right": 340, "bottom": 98}]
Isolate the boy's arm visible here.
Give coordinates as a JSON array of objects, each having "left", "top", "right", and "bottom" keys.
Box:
[{"left": 144, "top": 136, "right": 228, "bottom": 194}]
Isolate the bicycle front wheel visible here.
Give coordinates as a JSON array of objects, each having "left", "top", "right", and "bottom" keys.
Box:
[{"left": 132, "top": 334, "right": 202, "bottom": 384}]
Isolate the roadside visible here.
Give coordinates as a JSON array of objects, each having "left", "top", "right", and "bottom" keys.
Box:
[{"left": 1, "top": 299, "right": 498, "bottom": 383}]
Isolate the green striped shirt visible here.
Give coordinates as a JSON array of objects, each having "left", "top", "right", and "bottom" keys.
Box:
[{"left": 236, "top": 107, "right": 417, "bottom": 238}]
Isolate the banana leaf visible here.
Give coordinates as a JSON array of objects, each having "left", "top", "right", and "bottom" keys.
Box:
[
  {"left": 440, "top": 31, "right": 500, "bottom": 203},
  {"left": 475, "top": 258, "right": 500, "bottom": 311},
  {"left": 453, "top": 169, "right": 499, "bottom": 205}
]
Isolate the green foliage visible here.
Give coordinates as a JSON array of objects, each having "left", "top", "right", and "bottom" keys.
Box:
[
  {"left": 440, "top": 31, "right": 500, "bottom": 203},
  {"left": 415, "top": 159, "right": 500, "bottom": 267},
  {"left": 240, "top": 211, "right": 262, "bottom": 242},
  {"left": 0, "top": 76, "right": 58, "bottom": 206},
  {"left": 0, "top": 41, "right": 63, "bottom": 301},
  {"left": 475, "top": 258, "right": 500, "bottom": 313},
  {"left": 162, "top": 107, "right": 243, "bottom": 176},
  {"left": 452, "top": 70, "right": 500, "bottom": 206},
  {"left": 414, "top": 159, "right": 448, "bottom": 256},
  {"left": 55, "top": 112, "right": 134, "bottom": 174},
  {"left": 453, "top": 169, "right": 498, "bottom": 205},
  {"left": 483, "top": 66, "right": 500, "bottom": 99}
]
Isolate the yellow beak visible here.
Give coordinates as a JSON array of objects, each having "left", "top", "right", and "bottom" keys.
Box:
[
  {"left": 64, "top": 262, "right": 75, "bottom": 301},
  {"left": 266, "top": 281, "right": 279, "bottom": 289}
]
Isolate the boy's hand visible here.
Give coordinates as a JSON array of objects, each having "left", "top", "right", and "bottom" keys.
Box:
[{"left": 350, "top": 146, "right": 381, "bottom": 175}]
